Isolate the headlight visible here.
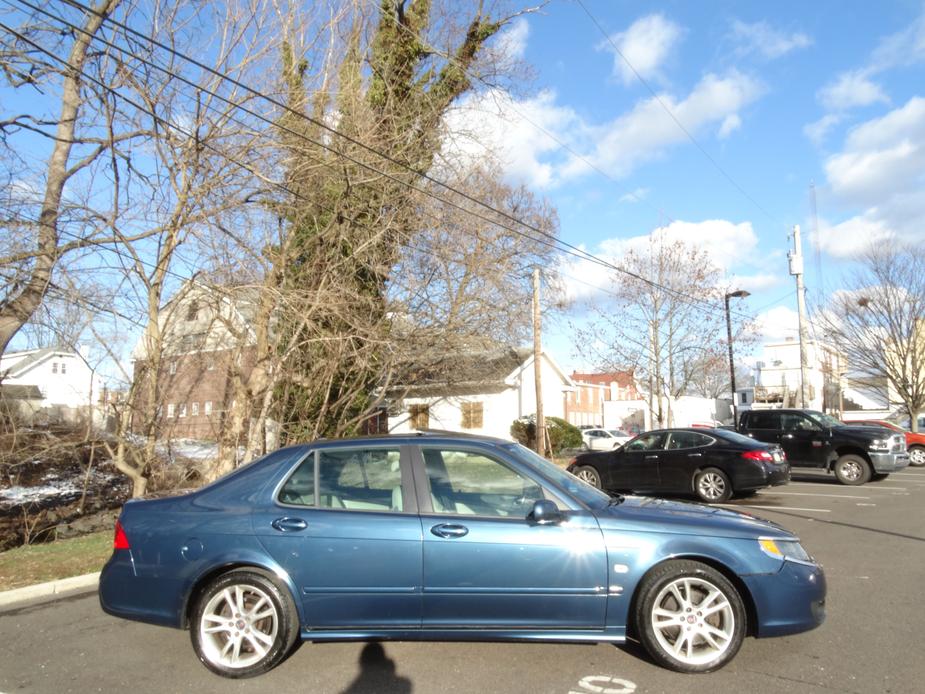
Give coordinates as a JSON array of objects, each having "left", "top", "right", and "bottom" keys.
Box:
[
  {"left": 759, "top": 537, "right": 813, "bottom": 563},
  {"left": 868, "top": 438, "right": 890, "bottom": 451}
]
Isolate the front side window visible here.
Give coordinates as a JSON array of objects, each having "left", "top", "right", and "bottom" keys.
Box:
[
  {"left": 625, "top": 433, "right": 666, "bottom": 452},
  {"left": 422, "top": 448, "right": 545, "bottom": 517},
  {"left": 279, "top": 447, "right": 404, "bottom": 512},
  {"left": 783, "top": 413, "right": 820, "bottom": 432}
]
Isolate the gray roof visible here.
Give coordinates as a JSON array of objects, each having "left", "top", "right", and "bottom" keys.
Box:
[
  {"left": 0, "top": 384, "right": 43, "bottom": 400},
  {"left": 2, "top": 348, "right": 56, "bottom": 378},
  {"left": 391, "top": 346, "right": 532, "bottom": 397}
]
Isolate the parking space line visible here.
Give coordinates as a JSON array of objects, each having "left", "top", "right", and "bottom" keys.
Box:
[
  {"left": 720, "top": 504, "right": 831, "bottom": 513},
  {"left": 760, "top": 491, "right": 869, "bottom": 499}
]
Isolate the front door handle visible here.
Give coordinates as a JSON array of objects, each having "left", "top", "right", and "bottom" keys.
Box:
[
  {"left": 688, "top": 452, "right": 702, "bottom": 458},
  {"left": 782, "top": 433, "right": 795, "bottom": 439},
  {"left": 431, "top": 523, "right": 469, "bottom": 539},
  {"left": 645, "top": 454, "right": 659, "bottom": 460},
  {"left": 271, "top": 517, "right": 308, "bottom": 532}
]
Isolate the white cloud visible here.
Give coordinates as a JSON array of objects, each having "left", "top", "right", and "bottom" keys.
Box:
[
  {"left": 868, "top": 10, "right": 925, "bottom": 72},
  {"left": 817, "top": 70, "right": 889, "bottom": 111},
  {"left": 819, "top": 97, "right": 925, "bottom": 256},
  {"left": 718, "top": 113, "right": 741, "bottom": 139},
  {"left": 600, "top": 14, "right": 683, "bottom": 86},
  {"left": 617, "top": 187, "right": 650, "bottom": 204},
  {"left": 729, "top": 20, "right": 812, "bottom": 60},
  {"left": 495, "top": 17, "right": 529, "bottom": 60},
  {"left": 803, "top": 113, "right": 842, "bottom": 146},
  {"left": 561, "top": 71, "right": 763, "bottom": 180},
  {"left": 752, "top": 306, "right": 800, "bottom": 342}
]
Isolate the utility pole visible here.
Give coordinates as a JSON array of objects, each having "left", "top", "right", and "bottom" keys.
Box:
[
  {"left": 789, "top": 224, "right": 811, "bottom": 408},
  {"left": 532, "top": 268, "right": 546, "bottom": 457}
]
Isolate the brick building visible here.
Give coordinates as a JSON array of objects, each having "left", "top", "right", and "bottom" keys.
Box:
[{"left": 564, "top": 370, "right": 640, "bottom": 428}]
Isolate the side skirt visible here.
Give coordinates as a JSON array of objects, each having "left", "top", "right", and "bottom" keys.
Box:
[{"left": 300, "top": 627, "right": 626, "bottom": 644}]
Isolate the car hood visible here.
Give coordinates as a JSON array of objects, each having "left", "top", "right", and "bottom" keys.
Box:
[{"left": 593, "top": 495, "right": 795, "bottom": 540}]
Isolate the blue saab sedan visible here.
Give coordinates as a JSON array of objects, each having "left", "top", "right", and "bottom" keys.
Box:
[{"left": 99, "top": 433, "right": 825, "bottom": 678}]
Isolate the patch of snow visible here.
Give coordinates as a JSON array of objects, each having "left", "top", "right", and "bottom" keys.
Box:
[
  {"left": 0, "top": 482, "right": 82, "bottom": 506},
  {"left": 157, "top": 439, "right": 219, "bottom": 462}
]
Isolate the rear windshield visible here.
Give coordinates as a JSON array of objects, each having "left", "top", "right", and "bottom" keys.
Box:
[{"left": 713, "top": 429, "right": 768, "bottom": 449}]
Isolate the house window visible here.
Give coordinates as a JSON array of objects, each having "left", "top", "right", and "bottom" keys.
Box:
[
  {"left": 178, "top": 403, "right": 187, "bottom": 418},
  {"left": 186, "top": 300, "right": 199, "bottom": 322},
  {"left": 461, "top": 401, "right": 484, "bottom": 429},
  {"left": 207, "top": 357, "right": 215, "bottom": 371},
  {"left": 409, "top": 404, "right": 429, "bottom": 430},
  {"left": 191, "top": 402, "right": 199, "bottom": 416},
  {"left": 204, "top": 401, "right": 213, "bottom": 416},
  {"left": 52, "top": 363, "right": 58, "bottom": 374},
  {"left": 61, "top": 362, "right": 66, "bottom": 374},
  {"left": 169, "top": 361, "right": 177, "bottom": 375},
  {"left": 167, "top": 403, "right": 175, "bottom": 418}
]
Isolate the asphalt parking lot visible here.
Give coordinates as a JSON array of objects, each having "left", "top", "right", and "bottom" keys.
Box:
[{"left": 1, "top": 466, "right": 923, "bottom": 694}]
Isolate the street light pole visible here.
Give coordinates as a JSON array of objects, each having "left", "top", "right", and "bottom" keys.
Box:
[{"left": 725, "top": 289, "right": 750, "bottom": 427}]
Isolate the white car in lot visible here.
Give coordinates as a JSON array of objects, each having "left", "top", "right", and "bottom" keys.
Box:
[{"left": 581, "top": 428, "right": 633, "bottom": 451}]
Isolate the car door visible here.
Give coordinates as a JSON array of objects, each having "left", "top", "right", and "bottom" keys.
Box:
[
  {"left": 610, "top": 432, "right": 665, "bottom": 491},
  {"left": 659, "top": 431, "right": 715, "bottom": 493},
  {"left": 252, "top": 444, "right": 423, "bottom": 628},
  {"left": 780, "top": 412, "right": 827, "bottom": 466},
  {"left": 588, "top": 429, "right": 607, "bottom": 450},
  {"left": 746, "top": 410, "right": 782, "bottom": 446},
  {"left": 416, "top": 445, "right": 608, "bottom": 629}
]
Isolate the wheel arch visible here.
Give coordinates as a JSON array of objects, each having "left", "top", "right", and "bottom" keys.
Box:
[
  {"left": 181, "top": 562, "right": 302, "bottom": 630},
  {"left": 627, "top": 555, "right": 759, "bottom": 638},
  {"left": 830, "top": 446, "right": 870, "bottom": 470}
]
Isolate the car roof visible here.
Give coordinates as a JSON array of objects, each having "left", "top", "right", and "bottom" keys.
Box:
[{"left": 306, "top": 430, "right": 515, "bottom": 447}]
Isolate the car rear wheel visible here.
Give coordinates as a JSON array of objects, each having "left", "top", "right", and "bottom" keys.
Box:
[
  {"left": 833, "top": 454, "right": 871, "bottom": 486},
  {"left": 191, "top": 570, "right": 299, "bottom": 678},
  {"left": 574, "top": 465, "right": 602, "bottom": 489},
  {"left": 909, "top": 445, "right": 925, "bottom": 467},
  {"left": 694, "top": 468, "right": 732, "bottom": 503},
  {"left": 635, "top": 560, "right": 746, "bottom": 673}
]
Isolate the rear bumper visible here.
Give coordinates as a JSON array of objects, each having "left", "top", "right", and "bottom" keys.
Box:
[
  {"left": 869, "top": 451, "right": 910, "bottom": 473},
  {"left": 98, "top": 550, "right": 184, "bottom": 629},
  {"left": 744, "top": 560, "right": 826, "bottom": 637}
]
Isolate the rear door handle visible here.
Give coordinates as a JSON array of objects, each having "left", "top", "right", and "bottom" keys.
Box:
[
  {"left": 645, "top": 455, "right": 659, "bottom": 460},
  {"left": 688, "top": 453, "right": 702, "bottom": 458},
  {"left": 431, "top": 523, "right": 469, "bottom": 539},
  {"left": 782, "top": 433, "right": 795, "bottom": 439},
  {"left": 271, "top": 517, "right": 308, "bottom": 532}
]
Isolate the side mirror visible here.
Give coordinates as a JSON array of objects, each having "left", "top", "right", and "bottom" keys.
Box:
[{"left": 529, "top": 499, "right": 563, "bottom": 525}]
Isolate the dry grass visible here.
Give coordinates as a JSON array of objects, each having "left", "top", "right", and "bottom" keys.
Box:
[{"left": 0, "top": 531, "right": 112, "bottom": 592}]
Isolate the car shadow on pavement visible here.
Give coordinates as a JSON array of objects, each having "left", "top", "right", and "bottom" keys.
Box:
[{"left": 339, "top": 642, "right": 412, "bottom": 694}]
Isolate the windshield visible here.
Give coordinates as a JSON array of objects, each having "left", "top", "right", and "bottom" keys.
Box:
[
  {"left": 504, "top": 443, "right": 611, "bottom": 509},
  {"left": 805, "top": 410, "right": 842, "bottom": 428}
]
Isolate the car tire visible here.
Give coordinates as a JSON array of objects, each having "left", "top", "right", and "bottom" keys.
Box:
[
  {"left": 573, "top": 465, "right": 602, "bottom": 489},
  {"left": 908, "top": 445, "right": 925, "bottom": 467},
  {"left": 580, "top": 441, "right": 590, "bottom": 451},
  {"left": 694, "top": 468, "right": 732, "bottom": 503},
  {"left": 833, "top": 454, "right": 871, "bottom": 486},
  {"left": 635, "top": 559, "right": 746, "bottom": 673},
  {"left": 191, "top": 569, "right": 299, "bottom": 678}
]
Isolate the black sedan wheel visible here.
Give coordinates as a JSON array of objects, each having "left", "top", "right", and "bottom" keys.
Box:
[
  {"left": 191, "top": 570, "right": 299, "bottom": 678},
  {"left": 573, "top": 465, "right": 602, "bottom": 489},
  {"left": 635, "top": 560, "right": 746, "bottom": 673},
  {"left": 694, "top": 468, "right": 732, "bottom": 503}
]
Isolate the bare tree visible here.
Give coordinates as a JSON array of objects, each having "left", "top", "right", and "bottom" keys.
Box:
[
  {"left": 818, "top": 246, "right": 925, "bottom": 432},
  {"left": 573, "top": 236, "right": 744, "bottom": 427}
]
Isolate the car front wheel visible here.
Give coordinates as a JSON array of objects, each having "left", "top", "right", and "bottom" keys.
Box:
[
  {"left": 635, "top": 560, "right": 746, "bottom": 673},
  {"left": 573, "top": 465, "right": 602, "bottom": 489},
  {"left": 909, "top": 445, "right": 925, "bottom": 467},
  {"left": 191, "top": 569, "right": 299, "bottom": 678},
  {"left": 833, "top": 454, "right": 871, "bottom": 485},
  {"left": 694, "top": 468, "right": 732, "bottom": 503}
]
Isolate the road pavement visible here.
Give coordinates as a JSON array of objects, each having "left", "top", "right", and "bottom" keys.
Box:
[{"left": 1, "top": 467, "right": 923, "bottom": 693}]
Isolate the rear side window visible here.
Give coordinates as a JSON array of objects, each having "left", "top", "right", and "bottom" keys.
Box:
[
  {"left": 279, "top": 447, "right": 404, "bottom": 512},
  {"left": 666, "top": 432, "right": 713, "bottom": 449},
  {"left": 748, "top": 411, "right": 781, "bottom": 430}
]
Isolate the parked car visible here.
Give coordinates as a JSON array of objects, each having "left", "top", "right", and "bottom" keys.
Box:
[
  {"left": 99, "top": 432, "right": 825, "bottom": 677},
  {"left": 847, "top": 419, "right": 925, "bottom": 467},
  {"left": 567, "top": 428, "right": 789, "bottom": 503},
  {"left": 738, "top": 409, "right": 909, "bottom": 484},
  {"left": 581, "top": 428, "right": 633, "bottom": 450}
]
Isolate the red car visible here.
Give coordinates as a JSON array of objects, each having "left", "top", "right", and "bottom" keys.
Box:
[{"left": 850, "top": 419, "right": 925, "bottom": 467}]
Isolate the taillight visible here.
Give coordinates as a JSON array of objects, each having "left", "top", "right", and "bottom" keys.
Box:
[
  {"left": 568, "top": 457, "right": 578, "bottom": 467},
  {"left": 113, "top": 519, "right": 130, "bottom": 550},
  {"left": 741, "top": 449, "right": 773, "bottom": 462}
]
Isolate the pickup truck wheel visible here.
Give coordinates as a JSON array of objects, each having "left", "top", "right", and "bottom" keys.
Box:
[
  {"left": 694, "top": 468, "right": 732, "bottom": 503},
  {"left": 908, "top": 445, "right": 925, "bottom": 467},
  {"left": 833, "top": 454, "right": 871, "bottom": 486}
]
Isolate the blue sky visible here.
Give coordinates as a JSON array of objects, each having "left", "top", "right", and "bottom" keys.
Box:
[{"left": 461, "top": 0, "right": 925, "bottom": 369}]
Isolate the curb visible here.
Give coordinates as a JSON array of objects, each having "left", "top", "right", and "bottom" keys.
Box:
[{"left": 0, "top": 572, "right": 100, "bottom": 609}]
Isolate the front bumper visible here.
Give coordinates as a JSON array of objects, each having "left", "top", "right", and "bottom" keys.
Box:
[
  {"left": 869, "top": 451, "right": 910, "bottom": 473},
  {"left": 743, "top": 560, "right": 826, "bottom": 638}
]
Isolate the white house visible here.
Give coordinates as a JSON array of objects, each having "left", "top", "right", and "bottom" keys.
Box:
[
  {"left": 0, "top": 347, "right": 100, "bottom": 423},
  {"left": 387, "top": 347, "right": 575, "bottom": 440}
]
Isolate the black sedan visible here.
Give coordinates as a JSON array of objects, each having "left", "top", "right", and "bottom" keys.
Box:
[{"left": 567, "top": 428, "right": 789, "bottom": 503}]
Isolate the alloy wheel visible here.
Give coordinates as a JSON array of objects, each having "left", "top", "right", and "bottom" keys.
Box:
[{"left": 198, "top": 583, "right": 280, "bottom": 669}]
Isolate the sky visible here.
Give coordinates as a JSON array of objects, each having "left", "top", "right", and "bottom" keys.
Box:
[{"left": 461, "top": 0, "right": 925, "bottom": 371}]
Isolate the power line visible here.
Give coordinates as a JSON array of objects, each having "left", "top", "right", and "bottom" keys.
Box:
[
  {"left": 575, "top": 0, "right": 786, "bottom": 230},
  {"left": 33, "top": 0, "right": 754, "bottom": 322}
]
